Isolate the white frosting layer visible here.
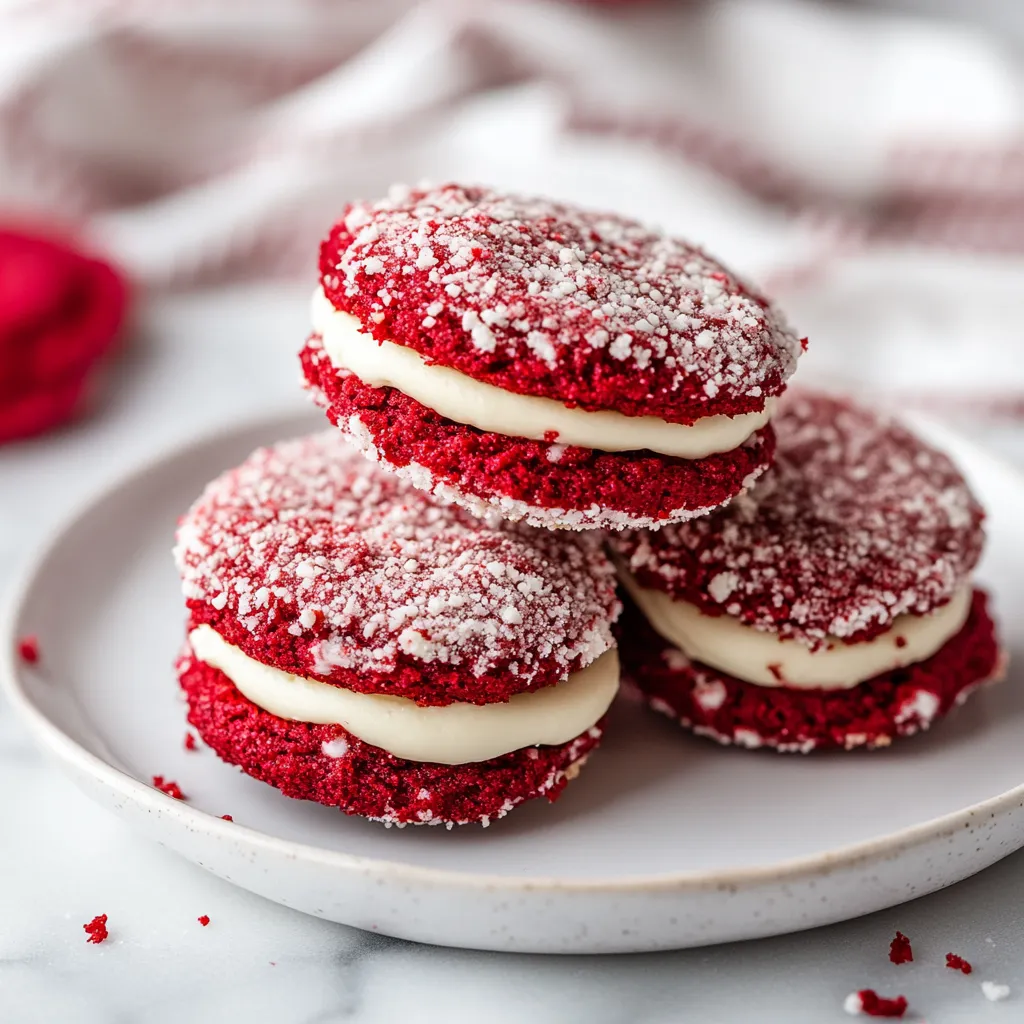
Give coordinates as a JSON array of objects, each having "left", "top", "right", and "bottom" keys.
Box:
[
  {"left": 312, "top": 288, "right": 773, "bottom": 459},
  {"left": 189, "top": 626, "right": 619, "bottom": 764},
  {"left": 621, "top": 576, "right": 973, "bottom": 690}
]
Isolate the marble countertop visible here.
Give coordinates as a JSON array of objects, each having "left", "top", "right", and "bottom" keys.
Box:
[{"left": 3, "top": 283, "right": 1024, "bottom": 1024}]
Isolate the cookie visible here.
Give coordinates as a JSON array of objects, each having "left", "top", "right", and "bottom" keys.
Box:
[
  {"left": 612, "top": 392, "right": 1002, "bottom": 751},
  {"left": 174, "top": 431, "right": 621, "bottom": 825},
  {"left": 302, "top": 183, "right": 803, "bottom": 530}
]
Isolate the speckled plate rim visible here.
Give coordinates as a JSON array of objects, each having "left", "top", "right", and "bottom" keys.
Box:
[{"left": 2, "top": 409, "right": 1021, "bottom": 898}]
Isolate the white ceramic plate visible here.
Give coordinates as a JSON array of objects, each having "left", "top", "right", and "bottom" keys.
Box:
[{"left": 3, "top": 412, "right": 1023, "bottom": 954}]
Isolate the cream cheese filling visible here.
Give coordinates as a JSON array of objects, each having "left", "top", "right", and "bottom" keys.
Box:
[
  {"left": 189, "top": 625, "right": 619, "bottom": 764},
  {"left": 312, "top": 287, "right": 773, "bottom": 459},
  {"left": 619, "top": 574, "right": 973, "bottom": 690}
]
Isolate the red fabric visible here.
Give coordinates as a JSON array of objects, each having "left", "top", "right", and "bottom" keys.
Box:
[
  {"left": 0, "top": 228, "right": 127, "bottom": 443},
  {"left": 619, "top": 590, "right": 1001, "bottom": 752},
  {"left": 179, "top": 651, "right": 603, "bottom": 826}
]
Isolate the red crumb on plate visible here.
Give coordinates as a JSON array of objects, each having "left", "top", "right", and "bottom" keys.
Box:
[
  {"left": 17, "top": 635, "right": 39, "bottom": 663},
  {"left": 198, "top": 915, "right": 210, "bottom": 927},
  {"left": 83, "top": 914, "right": 109, "bottom": 944},
  {"left": 184, "top": 732, "right": 198, "bottom": 751},
  {"left": 220, "top": 814, "right": 233, "bottom": 821},
  {"left": 889, "top": 931, "right": 913, "bottom": 965},
  {"left": 844, "top": 990, "right": 908, "bottom": 1018},
  {"left": 152, "top": 775, "right": 186, "bottom": 800},
  {"left": 946, "top": 953, "right": 972, "bottom": 974}
]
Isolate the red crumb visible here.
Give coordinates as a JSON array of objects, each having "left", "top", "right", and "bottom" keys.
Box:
[
  {"left": 184, "top": 732, "right": 198, "bottom": 751},
  {"left": 946, "top": 953, "right": 972, "bottom": 974},
  {"left": 17, "top": 635, "right": 39, "bottom": 663},
  {"left": 152, "top": 775, "right": 186, "bottom": 800},
  {"left": 83, "top": 914, "right": 109, "bottom": 944},
  {"left": 220, "top": 814, "right": 233, "bottom": 821},
  {"left": 889, "top": 931, "right": 913, "bottom": 965},
  {"left": 895, "top": 636, "right": 907, "bottom": 649},
  {"left": 856, "top": 990, "right": 908, "bottom": 1018},
  {"left": 198, "top": 915, "right": 210, "bottom": 927},
  {"left": 767, "top": 663, "right": 785, "bottom": 683}
]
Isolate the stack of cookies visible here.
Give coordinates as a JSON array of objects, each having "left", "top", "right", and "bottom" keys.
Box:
[{"left": 174, "top": 184, "right": 1003, "bottom": 828}]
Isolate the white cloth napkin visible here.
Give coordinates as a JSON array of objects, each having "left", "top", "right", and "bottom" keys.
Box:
[{"left": 2, "top": 0, "right": 1022, "bottom": 410}]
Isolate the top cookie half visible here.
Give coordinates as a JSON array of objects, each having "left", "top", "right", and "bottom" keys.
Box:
[{"left": 303, "top": 183, "right": 805, "bottom": 530}]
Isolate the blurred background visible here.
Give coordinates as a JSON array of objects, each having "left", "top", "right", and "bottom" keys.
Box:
[
  {"left": 2, "top": 3, "right": 1024, "bottom": 1011},
  {"left": 2, "top": 0, "right": 1024, "bottom": 481}
]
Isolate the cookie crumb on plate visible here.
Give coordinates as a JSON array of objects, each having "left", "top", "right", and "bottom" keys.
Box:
[
  {"left": 17, "top": 635, "right": 39, "bottom": 664},
  {"left": 152, "top": 776, "right": 186, "bottom": 800}
]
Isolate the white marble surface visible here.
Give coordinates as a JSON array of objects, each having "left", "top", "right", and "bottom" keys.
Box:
[{"left": 3, "top": 283, "right": 1024, "bottom": 1023}]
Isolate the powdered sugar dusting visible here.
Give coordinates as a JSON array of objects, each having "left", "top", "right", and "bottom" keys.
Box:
[
  {"left": 982, "top": 981, "right": 1010, "bottom": 1002},
  {"left": 893, "top": 689, "right": 941, "bottom": 727},
  {"left": 693, "top": 678, "right": 727, "bottom": 711},
  {"left": 175, "top": 431, "right": 618, "bottom": 685},
  {"left": 321, "top": 736, "right": 349, "bottom": 758},
  {"left": 319, "top": 184, "right": 802, "bottom": 424},
  {"left": 842, "top": 992, "right": 863, "bottom": 1016},
  {"left": 615, "top": 392, "right": 985, "bottom": 647}
]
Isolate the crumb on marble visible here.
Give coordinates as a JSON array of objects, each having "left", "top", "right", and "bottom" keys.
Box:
[
  {"left": 946, "top": 953, "right": 972, "bottom": 974},
  {"left": 843, "top": 989, "right": 908, "bottom": 1018},
  {"left": 83, "top": 914, "right": 109, "bottom": 944},
  {"left": 889, "top": 931, "right": 913, "bottom": 965}
]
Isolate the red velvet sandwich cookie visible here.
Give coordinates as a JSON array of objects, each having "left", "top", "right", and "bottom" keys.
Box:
[
  {"left": 302, "top": 183, "right": 803, "bottom": 530},
  {"left": 174, "top": 431, "right": 621, "bottom": 826},
  {"left": 612, "top": 392, "right": 1003, "bottom": 752}
]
